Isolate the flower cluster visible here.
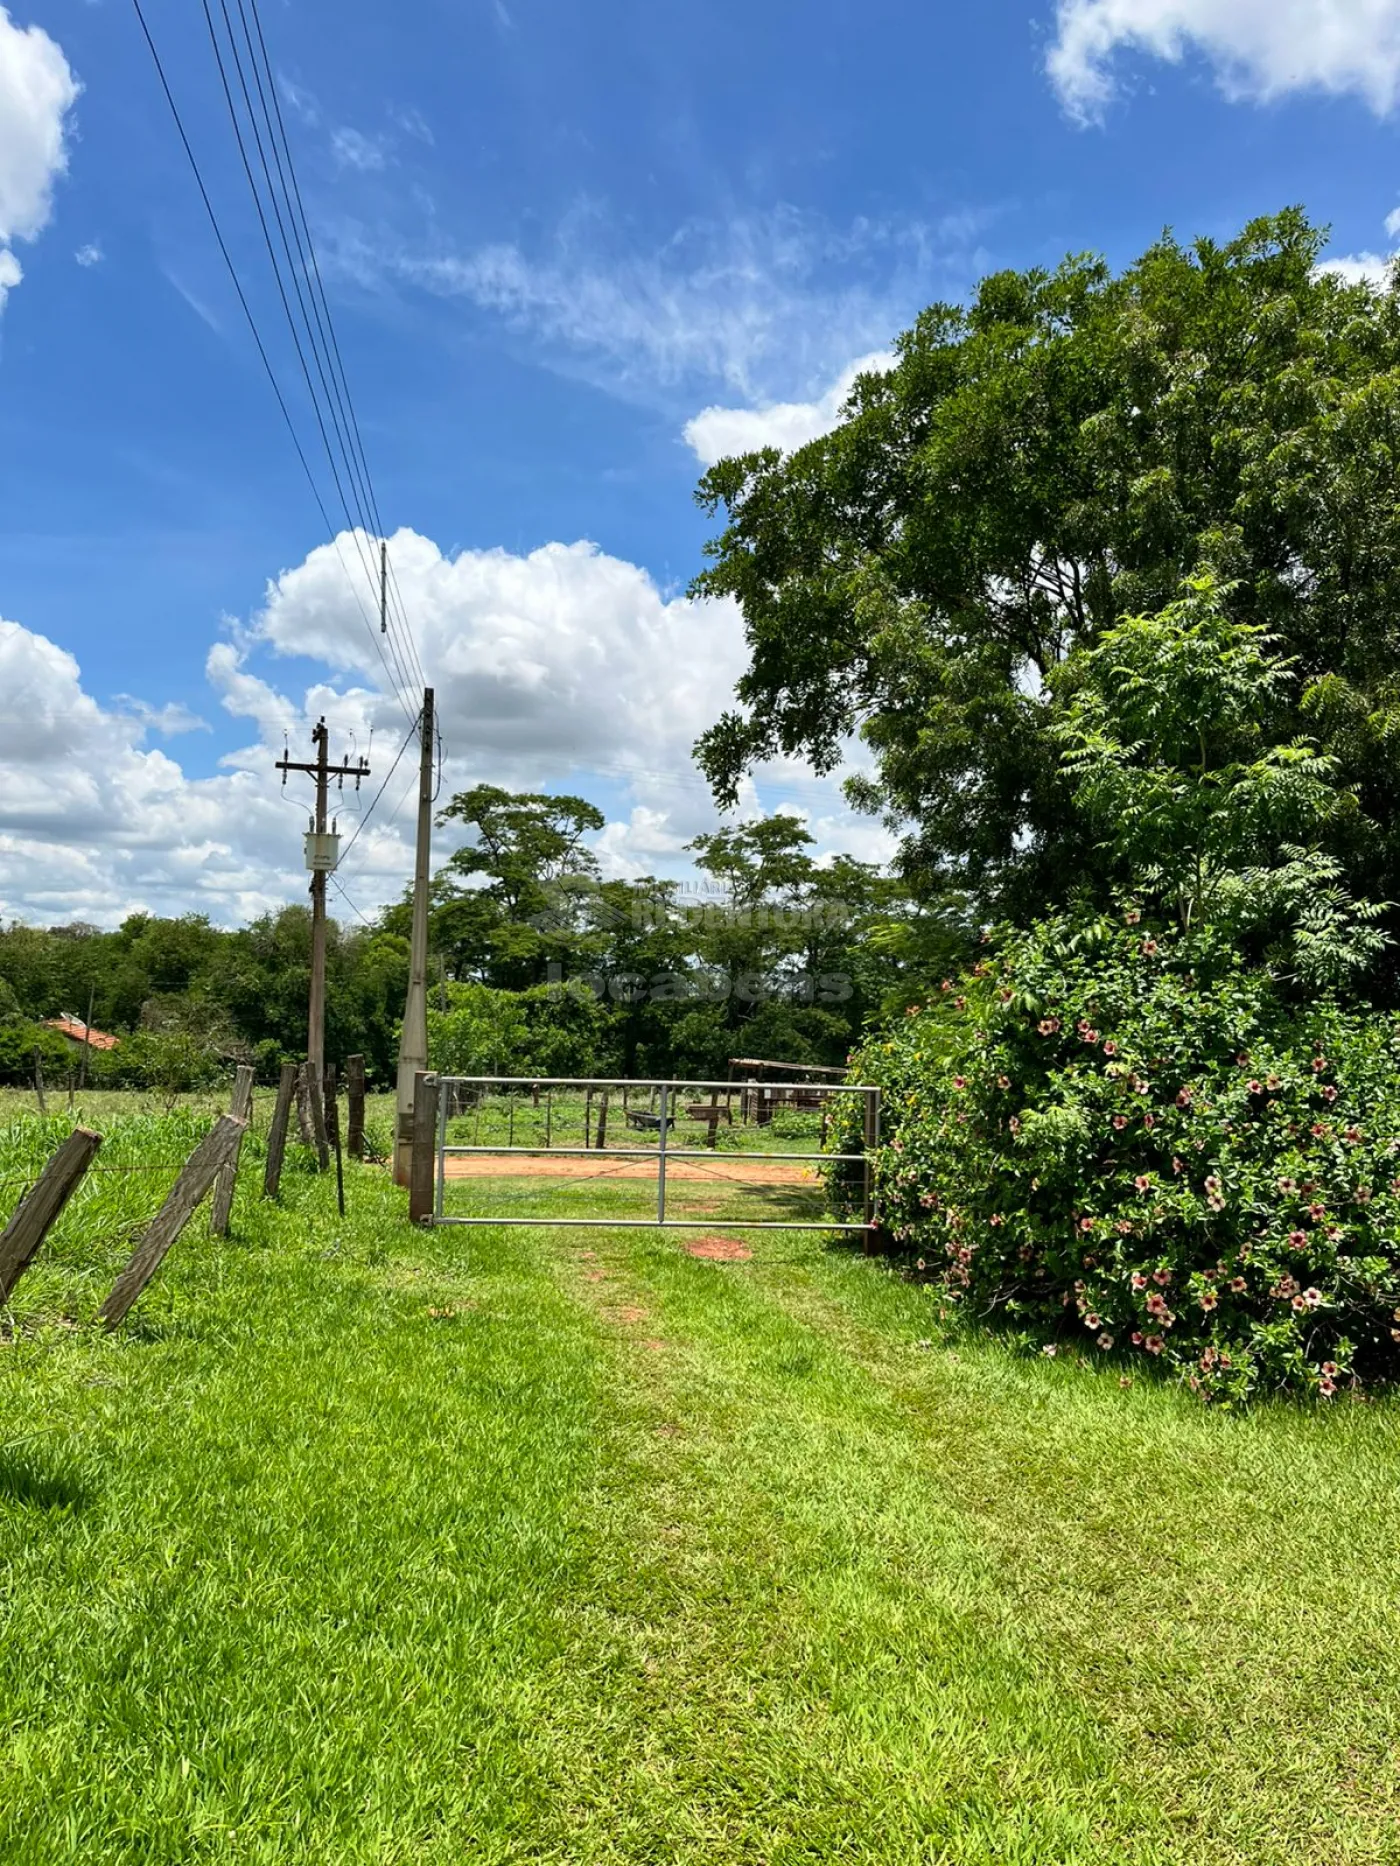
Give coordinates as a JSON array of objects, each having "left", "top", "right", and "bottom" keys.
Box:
[{"left": 832, "top": 913, "right": 1400, "bottom": 1403}]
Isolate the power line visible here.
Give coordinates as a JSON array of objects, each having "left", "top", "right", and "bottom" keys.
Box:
[
  {"left": 329, "top": 872, "right": 377, "bottom": 929},
  {"left": 198, "top": 0, "right": 420, "bottom": 708},
  {"left": 335, "top": 711, "right": 421, "bottom": 873},
  {"left": 242, "top": 0, "right": 426, "bottom": 690},
  {"left": 207, "top": 0, "right": 426, "bottom": 699},
  {"left": 129, "top": 0, "right": 416, "bottom": 728}
]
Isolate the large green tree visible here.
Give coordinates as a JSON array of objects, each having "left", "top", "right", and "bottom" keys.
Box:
[{"left": 691, "top": 210, "right": 1400, "bottom": 934}]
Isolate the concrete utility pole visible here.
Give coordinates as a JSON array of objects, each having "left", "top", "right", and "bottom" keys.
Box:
[
  {"left": 394, "top": 688, "right": 435, "bottom": 1187},
  {"left": 277, "top": 719, "right": 369, "bottom": 1072}
]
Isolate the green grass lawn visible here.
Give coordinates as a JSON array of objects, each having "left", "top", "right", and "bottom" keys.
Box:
[{"left": 3, "top": 1105, "right": 1400, "bottom": 1862}]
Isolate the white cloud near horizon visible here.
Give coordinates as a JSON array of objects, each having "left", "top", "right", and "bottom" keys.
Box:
[
  {"left": 0, "top": 532, "right": 891, "bottom": 927},
  {"left": 1048, "top": 0, "right": 1400, "bottom": 122},
  {"left": 0, "top": 5, "right": 80, "bottom": 311},
  {"left": 684, "top": 350, "right": 896, "bottom": 466}
]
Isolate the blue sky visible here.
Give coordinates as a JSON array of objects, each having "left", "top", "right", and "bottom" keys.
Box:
[{"left": 2, "top": 0, "right": 1399, "bottom": 926}]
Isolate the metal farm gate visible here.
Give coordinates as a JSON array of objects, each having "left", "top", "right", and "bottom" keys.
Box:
[{"left": 430, "top": 1076, "right": 879, "bottom": 1234}]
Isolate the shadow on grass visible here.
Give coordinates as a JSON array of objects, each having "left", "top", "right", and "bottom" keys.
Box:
[{"left": 0, "top": 1443, "right": 95, "bottom": 1513}]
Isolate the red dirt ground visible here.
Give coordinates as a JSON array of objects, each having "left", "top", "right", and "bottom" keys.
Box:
[{"left": 685, "top": 1237, "right": 755, "bottom": 1261}]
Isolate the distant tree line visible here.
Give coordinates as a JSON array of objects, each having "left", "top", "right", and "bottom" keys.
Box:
[{"left": 0, "top": 791, "right": 934, "bottom": 1089}]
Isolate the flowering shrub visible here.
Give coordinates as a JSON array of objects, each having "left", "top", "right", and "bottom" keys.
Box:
[{"left": 836, "top": 914, "right": 1400, "bottom": 1402}]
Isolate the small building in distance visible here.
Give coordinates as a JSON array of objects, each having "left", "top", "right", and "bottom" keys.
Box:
[{"left": 44, "top": 1014, "right": 121, "bottom": 1053}]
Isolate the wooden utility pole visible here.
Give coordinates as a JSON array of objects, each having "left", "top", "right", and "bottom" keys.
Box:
[
  {"left": 276, "top": 719, "right": 368, "bottom": 1074},
  {"left": 394, "top": 689, "right": 435, "bottom": 1187}
]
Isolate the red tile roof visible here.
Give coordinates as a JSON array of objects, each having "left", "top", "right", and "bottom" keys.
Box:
[{"left": 45, "top": 1015, "right": 120, "bottom": 1051}]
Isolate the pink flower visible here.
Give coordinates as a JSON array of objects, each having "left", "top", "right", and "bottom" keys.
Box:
[
  {"left": 1323, "top": 1085, "right": 1339, "bottom": 1104},
  {"left": 1084, "top": 1312, "right": 1102, "bottom": 1329},
  {"left": 1131, "top": 1331, "right": 1144, "bottom": 1345},
  {"left": 1131, "top": 1272, "right": 1148, "bottom": 1290},
  {"left": 1230, "top": 1277, "right": 1247, "bottom": 1293},
  {"left": 1248, "top": 1080, "right": 1263, "bottom": 1095},
  {"left": 1115, "top": 1220, "right": 1133, "bottom": 1235},
  {"left": 997, "top": 1075, "right": 1011, "bottom": 1089},
  {"left": 1134, "top": 1175, "right": 1150, "bottom": 1193},
  {"left": 1319, "top": 1377, "right": 1337, "bottom": 1398},
  {"left": 1009, "top": 1117, "right": 1021, "bottom": 1134},
  {"left": 1042, "top": 1344, "right": 1058, "bottom": 1357},
  {"left": 1125, "top": 910, "right": 1142, "bottom": 925},
  {"left": 1321, "top": 1361, "right": 1338, "bottom": 1377},
  {"left": 1143, "top": 1113, "right": 1156, "bottom": 1130},
  {"left": 1356, "top": 1185, "right": 1374, "bottom": 1204},
  {"left": 1308, "top": 1203, "right": 1326, "bottom": 1222},
  {"left": 1079, "top": 1217, "right": 1095, "bottom": 1233},
  {"left": 1144, "top": 1334, "right": 1164, "bottom": 1354},
  {"left": 955, "top": 996, "right": 967, "bottom": 1010},
  {"left": 1236, "top": 1053, "right": 1251, "bottom": 1068},
  {"left": 1176, "top": 1087, "right": 1193, "bottom": 1107},
  {"left": 1303, "top": 1287, "right": 1322, "bottom": 1308},
  {"left": 1084, "top": 1029, "right": 1100, "bottom": 1045},
  {"left": 952, "top": 1076, "right": 966, "bottom": 1090},
  {"left": 1311, "top": 1056, "right": 1327, "bottom": 1074},
  {"left": 1278, "top": 1177, "right": 1296, "bottom": 1193},
  {"left": 940, "top": 979, "right": 952, "bottom": 993},
  {"left": 1152, "top": 1268, "right": 1172, "bottom": 1286},
  {"left": 1289, "top": 1229, "right": 1307, "bottom": 1248},
  {"left": 1291, "top": 1295, "right": 1309, "bottom": 1312},
  {"left": 1113, "top": 1115, "right": 1128, "bottom": 1131},
  {"left": 1199, "top": 1290, "right": 1218, "bottom": 1311},
  {"left": 989, "top": 1213, "right": 1004, "bottom": 1227},
  {"left": 1345, "top": 1126, "right": 1363, "bottom": 1145},
  {"left": 1037, "top": 1019, "right": 1055, "bottom": 1036},
  {"left": 1097, "top": 1333, "right": 1114, "bottom": 1350},
  {"left": 1141, "top": 939, "right": 1158, "bottom": 955},
  {"left": 1103, "top": 1039, "right": 1118, "bottom": 1056}
]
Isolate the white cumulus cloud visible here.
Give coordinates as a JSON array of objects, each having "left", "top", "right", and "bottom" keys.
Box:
[
  {"left": 1047, "top": 0, "right": 1400, "bottom": 122},
  {"left": 0, "top": 5, "right": 80, "bottom": 310},
  {"left": 0, "top": 530, "right": 889, "bottom": 928},
  {"left": 684, "top": 350, "right": 895, "bottom": 467}
]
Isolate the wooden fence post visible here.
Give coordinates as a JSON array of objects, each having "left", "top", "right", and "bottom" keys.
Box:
[
  {"left": 0, "top": 1126, "right": 102, "bottom": 1304},
  {"left": 346, "top": 1054, "right": 366, "bottom": 1159},
  {"left": 595, "top": 1088, "right": 610, "bottom": 1151},
  {"left": 304, "top": 1061, "right": 330, "bottom": 1172},
  {"left": 99, "top": 1115, "right": 247, "bottom": 1330},
  {"left": 210, "top": 1065, "right": 255, "bottom": 1238},
  {"left": 263, "top": 1062, "right": 298, "bottom": 1199},
  {"left": 409, "top": 1072, "right": 439, "bottom": 1226},
  {"left": 294, "top": 1065, "right": 316, "bottom": 1147},
  {"left": 325, "top": 1064, "right": 346, "bottom": 1218}
]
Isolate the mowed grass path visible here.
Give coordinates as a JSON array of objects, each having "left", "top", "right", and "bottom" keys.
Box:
[{"left": 3, "top": 1150, "right": 1400, "bottom": 1863}]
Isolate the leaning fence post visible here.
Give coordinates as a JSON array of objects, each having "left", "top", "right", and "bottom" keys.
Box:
[
  {"left": 99, "top": 1115, "right": 247, "bottom": 1330},
  {"left": 263, "top": 1062, "right": 298, "bottom": 1199},
  {"left": 304, "top": 1061, "right": 330, "bottom": 1172},
  {"left": 210, "top": 1064, "right": 255, "bottom": 1238},
  {"left": 0, "top": 1127, "right": 102, "bottom": 1304},
  {"left": 409, "top": 1072, "right": 439, "bottom": 1225},
  {"left": 346, "top": 1053, "right": 366, "bottom": 1159}
]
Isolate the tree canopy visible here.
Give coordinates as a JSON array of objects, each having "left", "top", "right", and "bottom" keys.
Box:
[{"left": 691, "top": 209, "right": 1400, "bottom": 939}]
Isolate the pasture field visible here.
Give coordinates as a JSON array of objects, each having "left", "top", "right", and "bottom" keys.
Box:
[{"left": 2, "top": 1099, "right": 1399, "bottom": 1863}]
